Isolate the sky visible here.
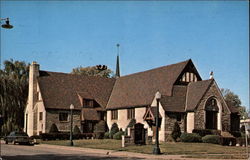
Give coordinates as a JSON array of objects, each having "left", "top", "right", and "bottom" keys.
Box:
[{"left": 0, "top": 1, "right": 249, "bottom": 109}]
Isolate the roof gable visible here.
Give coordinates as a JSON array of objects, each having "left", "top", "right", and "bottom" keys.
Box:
[
  {"left": 38, "top": 71, "right": 115, "bottom": 110},
  {"left": 186, "top": 79, "right": 213, "bottom": 111},
  {"left": 106, "top": 59, "right": 191, "bottom": 109}
]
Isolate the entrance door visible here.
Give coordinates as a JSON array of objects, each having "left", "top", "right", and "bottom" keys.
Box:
[
  {"left": 134, "top": 123, "right": 145, "bottom": 145},
  {"left": 205, "top": 111, "right": 217, "bottom": 129}
]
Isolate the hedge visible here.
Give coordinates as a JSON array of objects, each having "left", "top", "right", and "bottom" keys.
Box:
[
  {"left": 180, "top": 133, "right": 201, "bottom": 143},
  {"left": 110, "top": 123, "right": 119, "bottom": 139},
  {"left": 40, "top": 133, "right": 93, "bottom": 141},
  {"left": 192, "top": 129, "right": 220, "bottom": 137},
  {"left": 113, "top": 131, "right": 124, "bottom": 140},
  {"left": 104, "top": 132, "right": 110, "bottom": 139},
  {"left": 202, "top": 135, "right": 220, "bottom": 144}
]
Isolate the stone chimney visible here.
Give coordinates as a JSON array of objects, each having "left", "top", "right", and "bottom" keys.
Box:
[
  {"left": 28, "top": 61, "right": 40, "bottom": 109},
  {"left": 209, "top": 71, "right": 214, "bottom": 79}
]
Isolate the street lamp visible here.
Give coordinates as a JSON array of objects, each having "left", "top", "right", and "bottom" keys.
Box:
[
  {"left": 70, "top": 104, "right": 74, "bottom": 146},
  {"left": 153, "top": 91, "right": 161, "bottom": 155},
  {"left": 0, "top": 17, "right": 14, "bottom": 70}
]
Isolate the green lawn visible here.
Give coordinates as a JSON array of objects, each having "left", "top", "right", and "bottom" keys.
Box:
[{"left": 42, "top": 139, "right": 248, "bottom": 159}]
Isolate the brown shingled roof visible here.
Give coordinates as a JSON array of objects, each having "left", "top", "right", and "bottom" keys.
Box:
[
  {"left": 106, "top": 59, "right": 191, "bottom": 109},
  {"left": 38, "top": 71, "right": 115, "bottom": 110},
  {"left": 186, "top": 79, "right": 213, "bottom": 111},
  {"left": 160, "top": 85, "right": 187, "bottom": 112}
]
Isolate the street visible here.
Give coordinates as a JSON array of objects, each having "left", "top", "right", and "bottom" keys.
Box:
[{"left": 0, "top": 141, "right": 143, "bottom": 160}]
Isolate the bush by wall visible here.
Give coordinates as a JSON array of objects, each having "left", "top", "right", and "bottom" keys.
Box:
[
  {"left": 202, "top": 135, "right": 220, "bottom": 144},
  {"left": 104, "top": 132, "right": 110, "bottom": 139},
  {"left": 113, "top": 131, "right": 124, "bottom": 140},
  {"left": 94, "top": 120, "right": 108, "bottom": 139},
  {"left": 180, "top": 133, "right": 201, "bottom": 143},
  {"left": 73, "top": 125, "right": 81, "bottom": 135},
  {"left": 110, "top": 123, "right": 119, "bottom": 139},
  {"left": 40, "top": 133, "right": 93, "bottom": 141},
  {"left": 49, "top": 123, "right": 59, "bottom": 133},
  {"left": 230, "top": 131, "right": 241, "bottom": 138},
  {"left": 171, "top": 122, "right": 181, "bottom": 141},
  {"left": 192, "top": 129, "right": 220, "bottom": 137}
]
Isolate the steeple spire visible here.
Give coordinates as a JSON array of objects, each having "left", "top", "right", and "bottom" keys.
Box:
[{"left": 115, "top": 44, "right": 120, "bottom": 78}]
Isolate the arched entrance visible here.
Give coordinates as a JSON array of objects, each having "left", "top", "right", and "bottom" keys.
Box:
[{"left": 205, "top": 98, "right": 219, "bottom": 129}]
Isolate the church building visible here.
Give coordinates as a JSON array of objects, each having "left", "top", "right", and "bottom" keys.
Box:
[{"left": 24, "top": 58, "right": 239, "bottom": 141}]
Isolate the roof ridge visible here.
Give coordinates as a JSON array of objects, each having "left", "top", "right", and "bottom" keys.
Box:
[
  {"left": 39, "top": 70, "right": 116, "bottom": 80},
  {"left": 118, "top": 59, "right": 191, "bottom": 79}
]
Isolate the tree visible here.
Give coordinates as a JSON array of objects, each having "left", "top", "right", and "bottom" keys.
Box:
[
  {"left": 171, "top": 122, "right": 181, "bottom": 141},
  {"left": 71, "top": 65, "right": 114, "bottom": 78},
  {"left": 221, "top": 88, "right": 248, "bottom": 119},
  {"left": 0, "top": 59, "right": 29, "bottom": 135}
]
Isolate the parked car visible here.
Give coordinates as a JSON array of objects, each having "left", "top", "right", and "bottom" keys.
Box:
[{"left": 4, "top": 131, "right": 33, "bottom": 145}]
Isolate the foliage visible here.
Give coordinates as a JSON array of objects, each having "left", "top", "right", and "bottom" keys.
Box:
[
  {"left": 180, "top": 133, "right": 202, "bottom": 143},
  {"left": 73, "top": 125, "right": 81, "bottom": 134},
  {"left": 125, "top": 119, "right": 136, "bottom": 135},
  {"left": 113, "top": 131, "right": 125, "bottom": 140},
  {"left": 171, "top": 122, "right": 181, "bottom": 141},
  {"left": 221, "top": 88, "right": 248, "bottom": 119},
  {"left": 240, "top": 125, "right": 245, "bottom": 133},
  {"left": 192, "top": 129, "right": 220, "bottom": 137},
  {"left": 104, "top": 132, "right": 110, "bottom": 139},
  {"left": 110, "top": 123, "right": 119, "bottom": 139},
  {"left": 0, "top": 59, "right": 29, "bottom": 135},
  {"left": 202, "top": 135, "right": 220, "bottom": 144},
  {"left": 49, "top": 123, "right": 59, "bottom": 133},
  {"left": 93, "top": 120, "right": 108, "bottom": 139},
  {"left": 71, "top": 66, "right": 114, "bottom": 78},
  {"left": 230, "top": 131, "right": 242, "bottom": 138}
]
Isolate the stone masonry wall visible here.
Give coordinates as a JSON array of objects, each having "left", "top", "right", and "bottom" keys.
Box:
[
  {"left": 45, "top": 109, "right": 81, "bottom": 133},
  {"left": 194, "top": 81, "right": 231, "bottom": 131},
  {"left": 165, "top": 112, "right": 185, "bottom": 140}
]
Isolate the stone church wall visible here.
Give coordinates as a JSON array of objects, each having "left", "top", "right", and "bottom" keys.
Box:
[{"left": 194, "top": 81, "right": 231, "bottom": 131}]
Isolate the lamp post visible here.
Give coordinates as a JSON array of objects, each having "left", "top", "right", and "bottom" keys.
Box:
[
  {"left": 153, "top": 91, "right": 161, "bottom": 155},
  {"left": 70, "top": 104, "right": 74, "bottom": 146},
  {"left": 0, "top": 18, "right": 14, "bottom": 69}
]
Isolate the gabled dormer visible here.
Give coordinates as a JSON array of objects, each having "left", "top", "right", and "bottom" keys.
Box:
[{"left": 174, "top": 59, "right": 202, "bottom": 85}]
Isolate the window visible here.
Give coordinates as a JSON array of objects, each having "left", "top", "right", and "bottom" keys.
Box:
[
  {"left": 111, "top": 110, "right": 118, "bottom": 120},
  {"left": 84, "top": 99, "right": 93, "bottom": 107},
  {"left": 39, "top": 112, "right": 43, "bottom": 121},
  {"left": 127, "top": 108, "right": 135, "bottom": 119},
  {"left": 59, "top": 113, "right": 68, "bottom": 121}
]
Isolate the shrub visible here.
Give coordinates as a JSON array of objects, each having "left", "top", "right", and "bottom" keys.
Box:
[
  {"left": 110, "top": 123, "right": 119, "bottom": 139},
  {"left": 94, "top": 120, "right": 108, "bottom": 139},
  {"left": 230, "top": 131, "right": 242, "bottom": 138},
  {"left": 171, "top": 122, "right": 181, "bottom": 141},
  {"left": 240, "top": 125, "right": 246, "bottom": 133},
  {"left": 113, "top": 131, "right": 125, "bottom": 140},
  {"left": 180, "top": 133, "right": 201, "bottom": 143},
  {"left": 104, "top": 132, "right": 110, "bottom": 139},
  {"left": 192, "top": 129, "right": 221, "bottom": 137},
  {"left": 73, "top": 125, "right": 81, "bottom": 134},
  {"left": 125, "top": 119, "right": 136, "bottom": 135},
  {"left": 202, "top": 135, "right": 220, "bottom": 144},
  {"left": 49, "top": 123, "right": 59, "bottom": 133}
]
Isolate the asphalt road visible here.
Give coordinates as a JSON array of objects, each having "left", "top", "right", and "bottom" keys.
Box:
[{"left": 0, "top": 141, "right": 143, "bottom": 160}]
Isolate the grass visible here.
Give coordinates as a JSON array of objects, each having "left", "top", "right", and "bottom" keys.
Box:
[{"left": 42, "top": 139, "right": 249, "bottom": 159}]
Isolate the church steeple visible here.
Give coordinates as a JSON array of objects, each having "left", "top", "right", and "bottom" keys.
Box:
[{"left": 115, "top": 44, "right": 120, "bottom": 78}]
